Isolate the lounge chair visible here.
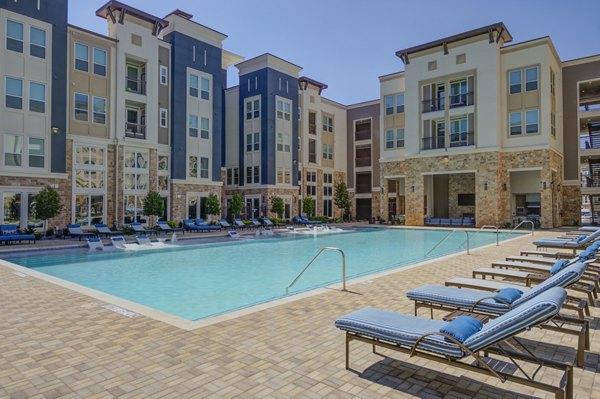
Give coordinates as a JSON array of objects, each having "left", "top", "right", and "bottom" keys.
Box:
[
  {"left": 219, "top": 218, "right": 233, "bottom": 229},
  {"left": 0, "top": 224, "right": 36, "bottom": 244},
  {"left": 227, "top": 231, "right": 240, "bottom": 239},
  {"left": 336, "top": 287, "right": 573, "bottom": 399},
  {"left": 407, "top": 262, "right": 590, "bottom": 366},
  {"left": 249, "top": 218, "right": 262, "bottom": 227},
  {"left": 94, "top": 223, "right": 122, "bottom": 237},
  {"left": 86, "top": 236, "right": 105, "bottom": 251},
  {"left": 182, "top": 219, "right": 222, "bottom": 232},
  {"left": 233, "top": 218, "right": 247, "bottom": 229},
  {"left": 156, "top": 221, "right": 184, "bottom": 235},
  {"left": 429, "top": 218, "right": 441, "bottom": 225},
  {"left": 136, "top": 234, "right": 152, "bottom": 245},
  {"left": 110, "top": 236, "right": 127, "bottom": 249},
  {"left": 450, "top": 218, "right": 463, "bottom": 226},
  {"left": 262, "top": 217, "right": 275, "bottom": 227},
  {"left": 194, "top": 218, "right": 222, "bottom": 232},
  {"left": 65, "top": 224, "right": 97, "bottom": 240},
  {"left": 462, "top": 217, "right": 475, "bottom": 227},
  {"left": 533, "top": 228, "right": 600, "bottom": 252},
  {"left": 129, "top": 222, "right": 158, "bottom": 236}
]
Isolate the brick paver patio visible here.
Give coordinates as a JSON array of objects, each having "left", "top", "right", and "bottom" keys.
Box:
[{"left": 1, "top": 229, "right": 599, "bottom": 398}]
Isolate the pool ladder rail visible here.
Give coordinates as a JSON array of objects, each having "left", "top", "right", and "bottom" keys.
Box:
[
  {"left": 286, "top": 247, "right": 347, "bottom": 294},
  {"left": 424, "top": 229, "right": 471, "bottom": 257}
]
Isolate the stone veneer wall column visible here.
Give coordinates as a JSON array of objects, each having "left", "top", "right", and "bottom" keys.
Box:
[
  {"left": 562, "top": 185, "right": 581, "bottom": 226},
  {"left": 105, "top": 144, "right": 116, "bottom": 227},
  {"left": 448, "top": 174, "right": 475, "bottom": 218}
]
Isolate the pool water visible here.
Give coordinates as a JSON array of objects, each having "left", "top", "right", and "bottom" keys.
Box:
[{"left": 4, "top": 228, "right": 520, "bottom": 321}]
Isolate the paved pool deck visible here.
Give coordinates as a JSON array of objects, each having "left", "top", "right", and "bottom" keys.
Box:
[{"left": 0, "top": 228, "right": 599, "bottom": 398}]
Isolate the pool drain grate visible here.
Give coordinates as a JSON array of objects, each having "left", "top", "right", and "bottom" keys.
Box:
[{"left": 103, "top": 304, "right": 140, "bottom": 318}]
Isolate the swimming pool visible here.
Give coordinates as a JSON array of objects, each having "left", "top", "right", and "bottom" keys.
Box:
[{"left": 3, "top": 228, "right": 521, "bottom": 322}]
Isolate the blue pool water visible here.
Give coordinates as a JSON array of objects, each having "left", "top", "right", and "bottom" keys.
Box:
[{"left": 4, "top": 228, "right": 520, "bottom": 321}]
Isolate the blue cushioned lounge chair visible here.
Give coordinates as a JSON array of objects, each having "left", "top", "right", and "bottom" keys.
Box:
[
  {"left": 219, "top": 218, "right": 233, "bottom": 229},
  {"left": 94, "top": 223, "right": 122, "bottom": 237},
  {"left": 262, "top": 217, "right": 275, "bottom": 227},
  {"left": 0, "top": 224, "right": 36, "bottom": 244},
  {"left": 129, "top": 222, "right": 158, "bottom": 236},
  {"left": 336, "top": 287, "right": 573, "bottom": 399},
  {"left": 156, "top": 221, "right": 184, "bottom": 235},
  {"left": 86, "top": 236, "right": 104, "bottom": 251},
  {"left": 249, "top": 218, "right": 262, "bottom": 227},
  {"left": 407, "top": 263, "right": 589, "bottom": 366},
  {"left": 533, "top": 228, "right": 600, "bottom": 252},
  {"left": 65, "top": 224, "right": 97, "bottom": 240}
]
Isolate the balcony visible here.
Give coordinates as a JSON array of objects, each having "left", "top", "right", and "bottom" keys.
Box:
[
  {"left": 449, "top": 132, "right": 475, "bottom": 148},
  {"left": 422, "top": 98, "right": 445, "bottom": 113},
  {"left": 355, "top": 157, "right": 372, "bottom": 168},
  {"left": 126, "top": 77, "right": 146, "bottom": 95},
  {"left": 421, "top": 136, "right": 445, "bottom": 151},
  {"left": 125, "top": 122, "right": 146, "bottom": 139},
  {"left": 449, "top": 92, "right": 474, "bottom": 109}
]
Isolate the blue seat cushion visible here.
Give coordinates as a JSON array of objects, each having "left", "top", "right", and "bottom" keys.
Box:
[
  {"left": 440, "top": 316, "right": 483, "bottom": 343},
  {"left": 550, "top": 259, "right": 569, "bottom": 275},
  {"left": 494, "top": 288, "right": 523, "bottom": 304},
  {"left": 336, "top": 307, "right": 465, "bottom": 358},
  {"left": 579, "top": 249, "right": 594, "bottom": 260},
  {"left": 576, "top": 235, "right": 587, "bottom": 244},
  {"left": 2, "top": 228, "right": 18, "bottom": 235},
  {"left": 407, "top": 285, "right": 511, "bottom": 314}
]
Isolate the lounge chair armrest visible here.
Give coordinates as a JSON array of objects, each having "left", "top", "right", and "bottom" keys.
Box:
[{"left": 469, "top": 296, "right": 513, "bottom": 313}]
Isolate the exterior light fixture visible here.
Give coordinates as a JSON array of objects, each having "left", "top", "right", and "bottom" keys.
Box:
[
  {"left": 51, "top": 126, "right": 59, "bottom": 134},
  {"left": 502, "top": 183, "right": 507, "bottom": 191},
  {"left": 484, "top": 182, "right": 488, "bottom": 191},
  {"left": 543, "top": 181, "right": 547, "bottom": 190}
]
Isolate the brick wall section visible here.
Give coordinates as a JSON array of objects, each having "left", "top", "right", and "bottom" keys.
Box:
[
  {"left": 448, "top": 173, "right": 475, "bottom": 218},
  {"left": 562, "top": 184, "right": 582, "bottom": 225},
  {"left": 170, "top": 183, "right": 223, "bottom": 222},
  {"left": 378, "top": 149, "right": 563, "bottom": 228}
]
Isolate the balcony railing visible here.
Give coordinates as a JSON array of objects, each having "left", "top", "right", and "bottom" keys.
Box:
[
  {"left": 355, "top": 184, "right": 371, "bottom": 194},
  {"left": 421, "top": 136, "right": 445, "bottom": 150},
  {"left": 449, "top": 132, "right": 475, "bottom": 148},
  {"left": 422, "top": 97, "right": 445, "bottom": 113},
  {"left": 125, "top": 123, "right": 146, "bottom": 139},
  {"left": 449, "top": 92, "right": 474, "bottom": 109},
  {"left": 355, "top": 129, "right": 371, "bottom": 141},
  {"left": 126, "top": 78, "right": 146, "bottom": 95}
]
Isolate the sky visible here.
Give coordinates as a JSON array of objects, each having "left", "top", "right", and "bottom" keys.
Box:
[{"left": 69, "top": 0, "right": 600, "bottom": 105}]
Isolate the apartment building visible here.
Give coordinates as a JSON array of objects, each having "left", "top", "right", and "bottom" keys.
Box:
[
  {"left": 0, "top": 0, "right": 69, "bottom": 227},
  {"left": 379, "top": 23, "right": 566, "bottom": 228}
]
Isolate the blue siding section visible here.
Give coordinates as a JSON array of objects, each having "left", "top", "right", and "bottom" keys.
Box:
[
  {"left": 163, "top": 31, "right": 224, "bottom": 182},
  {"left": 1, "top": 0, "right": 68, "bottom": 173},
  {"left": 238, "top": 67, "right": 298, "bottom": 186},
  {"left": 221, "top": 68, "right": 227, "bottom": 167}
]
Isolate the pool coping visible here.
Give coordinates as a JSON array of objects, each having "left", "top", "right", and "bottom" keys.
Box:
[{"left": 0, "top": 227, "right": 532, "bottom": 331}]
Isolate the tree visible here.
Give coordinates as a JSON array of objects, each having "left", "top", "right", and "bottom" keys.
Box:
[
  {"left": 270, "top": 196, "right": 284, "bottom": 217},
  {"left": 302, "top": 196, "right": 314, "bottom": 216},
  {"left": 334, "top": 179, "right": 352, "bottom": 221},
  {"left": 230, "top": 193, "right": 244, "bottom": 218},
  {"left": 142, "top": 191, "right": 164, "bottom": 227},
  {"left": 32, "top": 186, "right": 63, "bottom": 235},
  {"left": 205, "top": 193, "right": 221, "bottom": 221}
]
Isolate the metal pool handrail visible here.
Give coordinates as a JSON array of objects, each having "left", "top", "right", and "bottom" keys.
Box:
[
  {"left": 286, "top": 247, "right": 346, "bottom": 294},
  {"left": 477, "top": 225, "right": 499, "bottom": 246},
  {"left": 425, "top": 230, "right": 471, "bottom": 257},
  {"left": 511, "top": 220, "right": 535, "bottom": 236}
]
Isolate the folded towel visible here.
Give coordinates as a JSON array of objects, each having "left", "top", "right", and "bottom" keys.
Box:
[{"left": 550, "top": 259, "right": 570, "bottom": 275}]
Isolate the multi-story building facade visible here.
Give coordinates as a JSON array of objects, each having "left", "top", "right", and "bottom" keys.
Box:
[
  {"left": 0, "top": 1, "right": 596, "bottom": 229},
  {"left": 380, "top": 23, "right": 565, "bottom": 228}
]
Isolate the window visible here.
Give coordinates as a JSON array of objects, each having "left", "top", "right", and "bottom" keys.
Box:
[
  {"left": 308, "top": 139, "right": 316, "bottom": 163},
  {"left": 74, "top": 93, "right": 88, "bottom": 121},
  {"left": 93, "top": 97, "right": 106, "bottom": 124},
  {"left": 200, "top": 157, "right": 209, "bottom": 179},
  {"left": 246, "top": 132, "right": 260, "bottom": 152},
  {"left": 385, "top": 95, "right": 394, "bottom": 115},
  {"left": 396, "top": 128, "right": 405, "bottom": 148},
  {"left": 93, "top": 48, "right": 107, "bottom": 76},
  {"left": 277, "top": 133, "right": 283, "bottom": 151},
  {"left": 551, "top": 111, "right": 556, "bottom": 137},
  {"left": 200, "top": 77, "right": 210, "bottom": 100},
  {"left": 276, "top": 100, "right": 283, "bottom": 119},
  {"left": 276, "top": 100, "right": 291, "bottom": 120},
  {"left": 27, "top": 82, "right": 45, "bottom": 113},
  {"left": 509, "top": 70, "right": 522, "bottom": 94},
  {"left": 308, "top": 112, "right": 317, "bottom": 134},
  {"left": 158, "top": 155, "right": 169, "bottom": 191},
  {"left": 246, "top": 166, "right": 259, "bottom": 184},
  {"left": 189, "top": 74, "right": 198, "bottom": 97},
  {"left": 156, "top": 108, "right": 167, "bottom": 129},
  {"left": 200, "top": 117, "right": 209, "bottom": 139},
  {"left": 74, "top": 43, "right": 89, "bottom": 72},
  {"left": 189, "top": 114, "right": 198, "bottom": 137},
  {"left": 450, "top": 117, "right": 467, "bottom": 143},
  {"left": 525, "top": 109, "right": 539, "bottom": 134},
  {"left": 246, "top": 99, "right": 260, "bottom": 119},
  {"left": 5, "top": 77, "right": 23, "bottom": 109},
  {"left": 322, "top": 143, "right": 333, "bottom": 160},
  {"left": 385, "top": 130, "right": 394, "bottom": 149},
  {"left": 189, "top": 156, "right": 198, "bottom": 178},
  {"left": 323, "top": 115, "right": 333, "bottom": 132},
  {"left": 4, "top": 135, "right": 22, "bottom": 166},
  {"left": 30, "top": 27, "right": 46, "bottom": 58},
  {"left": 75, "top": 145, "right": 106, "bottom": 225},
  {"left": 525, "top": 67, "right": 538, "bottom": 92},
  {"left": 227, "top": 168, "right": 239, "bottom": 185},
  {"left": 509, "top": 112, "right": 522, "bottom": 136},
  {"left": 550, "top": 69, "right": 556, "bottom": 96},
  {"left": 396, "top": 94, "right": 404, "bottom": 113},
  {"left": 160, "top": 65, "right": 168, "bottom": 85},
  {"left": 6, "top": 20, "right": 23, "bottom": 53},
  {"left": 450, "top": 79, "right": 468, "bottom": 107},
  {"left": 28, "top": 138, "right": 44, "bottom": 168}
]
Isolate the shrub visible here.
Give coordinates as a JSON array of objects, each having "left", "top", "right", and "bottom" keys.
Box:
[
  {"left": 270, "top": 196, "right": 284, "bottom": 217},
  {"left": 142, "top": 191, "right": 164, "bottom": 227},
  {"left": 205, "top": 193, "right": 221, "bottom": 217},
  {"left": 32, "top": 186, "right": 63, "bottom": 236},
  {"left": 302, "top": 196, "right": 314, "bottom": 216},
  {"left": 230, "top": 194, "right": 243, "bottom": 217},
  {"left": 167, "top": 220, "right": 177, "bottom": 229}
]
